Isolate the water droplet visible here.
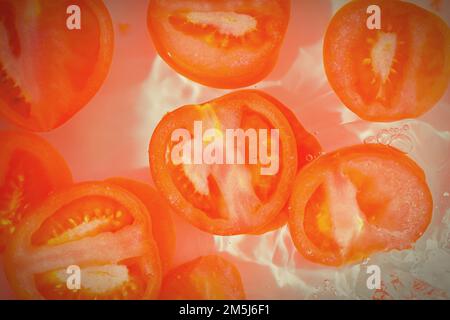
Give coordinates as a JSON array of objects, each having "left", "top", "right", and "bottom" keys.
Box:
[
  {"left": 376, "top": 130, "right": 392, "bottom": 145},
  {"left": 402, "top": 124, "right": 410, "bottom": 131},
  {"left": 389, "top": 134, "right": 413, "bottom": 154},
  {"left": 443, "top": 192, "right": 450, "bottom": 197}
]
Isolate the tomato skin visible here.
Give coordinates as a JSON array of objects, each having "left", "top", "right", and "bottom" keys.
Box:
[
  {"left": 0, "top": 131, "right": 72, "bottom": 252},
  {"left": 147, "top": 0, "right": 290, "bottom": 88},
  {"left": 249, "top": 92, "right": 321, "bottom": 235},
  {"left": 4, "top": 182, "right": 162, "bottom": 300},
  {"left": 160, "top": 255, "right": 245, "bottom": 300},
  {"left": 288, "top": 144, "right": 433, "bottom": 266},
  {"left": 106, "top": 177, "right": 176, "bottom": 274},
  {"left": 0, "top": 0, "right": 114, "bottom": 131},
  {"left": 149, "top": 90, "right": 299, "bottom": 235},
  {"left": 323, "top": 0, "right": 450, "bottom": 122}
]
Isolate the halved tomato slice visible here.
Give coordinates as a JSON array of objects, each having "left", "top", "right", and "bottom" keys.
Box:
[
  {"left": 0, "top": 131, "right": 72, "bottom": 252},
  {"left": 4, "top": 182, "right": 161, "bottom": 299},
  {"left": 324, "top": 0, "right": 450, "bottom": 121},
  {"left": 160, "top": 255, "right": 245, "bottom": 300},
  {"left": 149, "top": 90, "right": 303, "bottom": 235},
  {"left": 106, "top": 177, "right": 176, "bottom": 274},
  {"left": 0, "top": 0, "right": 114, "bottom": 131},
  {"left": 147, "top": 0, "right": 290, "bottom": 88},
  {"left": 288, "top": 144, "right": 433, "bottom": 266}
]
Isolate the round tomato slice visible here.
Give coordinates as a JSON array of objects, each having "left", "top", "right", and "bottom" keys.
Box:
[
  {"left": 323, "top": 0, "right": 450, "bottom": 122},
  {"left": 106, "top": 177, "right": 176, "bottom": 274},
  {"left": 288, "top": 144, "right": 433, "bottom": 266},
  {"left": 4, "top": 182, "right": 162, "bottom": 300},
  {"left": 0, "top": 0, "right": 114, "bottom": 131},
  {"left": 150, "top": 90, "right": 300, "bottom": 235},
  {"left": 0, "top": 131, "right": 72, "bottom": 252},
  {"left": 147, "top": 0, "right": 290, "bottom": 88},
  {"left": 160, "top": 255, "right": 245, "bottom": 300}
]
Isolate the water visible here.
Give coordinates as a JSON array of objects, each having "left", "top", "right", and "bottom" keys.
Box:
[{"left": 134, "top": 1, "right": 450, "bottom": 299}]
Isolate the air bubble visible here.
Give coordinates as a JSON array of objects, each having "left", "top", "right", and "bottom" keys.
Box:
[
  {"left": 364, "top": 136, "right": 377, "bottom": 144},
  {"left": 376, "top": 129, "right": 392, "bottom": 145},
  {"left": 389, "top": 128, "right": 399, "bottom": 134},
  {"left": 389, "top": 134, "right": 413, "bottom": 154},
  {"left": 306, "top": 154, "right": 314, "bottom": 162}
]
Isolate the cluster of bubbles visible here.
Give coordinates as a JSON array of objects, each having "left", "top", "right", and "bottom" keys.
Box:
[{"left": 363, "top": 124, "right": 414, "bottom": 154}]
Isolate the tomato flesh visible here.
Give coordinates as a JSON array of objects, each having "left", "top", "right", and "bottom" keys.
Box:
[
  {"left": 168, "top": 110, "right": 280, "bottom": 221},
  {"left": 289, "top": 144, "right": 433, "bottom": 266},
  {"left": 147, "top": 0, "right": 290, "bottom": 88},
  {"left": 34, "top": 257, "right": 148, "bottom": 300},
  {"left": 160, "top": 255, "right": 245, "bottom": 300},
  {"left": 106, "top": 178, "right": 176, "bottom": 274},
  {"left": 324, "top": 0, "right": 450, "bottom": 121},
  {"left": 31, "top": 196, "right": 134, "bottom": 247},
  {"left": 0, "top": 131, "right": 72, "bottom": 252},
  {"left": 0, "top": 0, "right": 114, "bottom": 131},
  {"left": 150, "top": 90, "right": 301, "bottom": 235},
  {"left": 4, "top": 182, "right": 161, "bottom": 300}
]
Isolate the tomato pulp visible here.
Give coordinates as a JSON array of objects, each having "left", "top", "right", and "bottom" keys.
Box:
[
  {"left": 288, "top": 144, "right": 433, "bottom": 266},
  {"left": 0, "top": 0, "right": 114, "bottom": 131},
  {"left": 106, "top": 177, "right": 176, "bottom": 274},
  {"left": 147, "top": 0, "right": 290, "bottom": 88},
  {"left": 324, "top": 0, "right": 450, "bottom": 122},
  {"left": 4, "top": 182, "right": 162, "bottom": 299},
  {"left": 160, "top": 255, "right": 245, "bottom": 300},
  {"left": 0, "top": 131, "right": 72, "bottom": 252}
]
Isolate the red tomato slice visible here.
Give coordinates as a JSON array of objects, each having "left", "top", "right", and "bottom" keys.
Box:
[
  {"left": 106, "top": 177, "right": 176, "bottom": 274},
  {"left": 0, "top": 0, "right": 114, "bottom": 131},
  {"left": 0, "top": 131, "right": 72, "bottom": 252},
  {"left": 147, "top": 0, "right": 290, "bottom": 88},
  {"left": 160, "top": 255, "right": 245, "bottom": 300},
  {"left": 4, "top": 182, "right": 162, "bottom": 299},
  {"left": 149, "top": 90, "right": 303, "bottom": 235},
  {"left": 324, "top": 0, "right": 450, "bottom": 122},
  {"left": 288, "top": 144, "right": 433, "bottom": 266}
]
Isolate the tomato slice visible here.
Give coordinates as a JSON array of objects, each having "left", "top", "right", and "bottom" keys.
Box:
[
  {"left": 106, "top": 177, "right": 176, "bottom": 274},
  {"left": 0, "top": 0, "right": 114, "bottom": 131},
  {"left": 0, "top": 131, "right": 72, "bottom": 252},
  {"left": 288, "top": 144, "right": 433, "bottom": 266},
  {"left": 4, "top": 182, "right": 162, "bottom": 299},
  {"left": 323, "top": 0, "right": 450, "bottom": 122},
  {"left": 149, "top": 90, "right": 304, "bottom": 235},
  {"left": 160, "top": 255, "right": 245, "bottom": 300},
  {"left": 147, "top": 0, "right": 290, "bottom": 88}
]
